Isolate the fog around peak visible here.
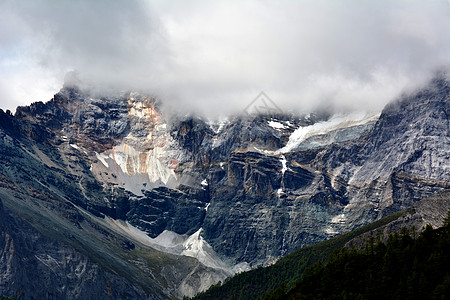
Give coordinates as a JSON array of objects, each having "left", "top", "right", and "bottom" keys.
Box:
[{"left": 1, "top": 0, "right": 449, "bottom": 117}]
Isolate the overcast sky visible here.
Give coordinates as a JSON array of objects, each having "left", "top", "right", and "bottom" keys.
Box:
[{"left": 0, "top": 0, "right": 449, "bottom": 116}]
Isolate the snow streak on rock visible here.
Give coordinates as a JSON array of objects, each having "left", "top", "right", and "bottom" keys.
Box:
[{"left": 278, "top": 112, "right": 380, "bottom": 154}]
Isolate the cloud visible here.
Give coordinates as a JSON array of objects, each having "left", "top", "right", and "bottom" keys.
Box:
[{"left": 0, "top": 0, "right": 449, "bottom": 116}]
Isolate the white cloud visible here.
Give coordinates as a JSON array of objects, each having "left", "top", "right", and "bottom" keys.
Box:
[{"left": 0, "top": 0, "right": 449, "bottom": 116}]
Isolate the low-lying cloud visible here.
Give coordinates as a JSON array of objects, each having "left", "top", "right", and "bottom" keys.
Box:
[{"left": 1, "top": 0, "right": 449, "bottom": 116}]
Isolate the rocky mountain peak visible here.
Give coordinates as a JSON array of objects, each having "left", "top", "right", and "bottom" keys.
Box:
[{"left": 0, "top": 75, "right": 449, "bottom": 299}]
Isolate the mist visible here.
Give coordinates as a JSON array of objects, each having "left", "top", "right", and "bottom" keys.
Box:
[{"left": 1, "top": 0, "right": 449, "bottom": 117}]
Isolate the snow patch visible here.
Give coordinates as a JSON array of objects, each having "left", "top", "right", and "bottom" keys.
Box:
[
  {"left": 201, "top": 179, "right": 208, "bottom": 186},
  {"left": 331, "top": 214, "right": 347, "bottom": 224},
  {"left": 96, "top": 152, "right": 109, "bottom": 168},
  {"left": 35, "top": 254, "right": 60, "bottom": 269},
  {"left": 70, "top": 144, "right": 80, "bottom": 150},
  {"left": 204, "top": 203, "right": 211, "bottom": 211},
  {"left": 231, "top": 262, "right": 252, "bottom": 274},
  {"left": 152, "top": 230, "right": 186, "bottom": 249},
  {"left": 209, "top": 118, "right": 230, "bottom": 148},
  {"left": 181, "top": 228, "right": 225, "bottom": 270},
  {"left": 207, "top": 118, "right": 229, "bottom": 134},
  {"left": 103, "top": 218, "right": 249, "bottom": 275},
  {"left": 280, "top": 155, "right": 288, "bottom": 175},
  {"left": 268, "top": 120, "right": 286, "bottom": 130},
  {"left": 272, "top": 112, "right": 380, "bottom": 154},
  {"left": 325, "top": 226, "right": 339, "bottom": 235},
  {"left": 108, "top": 143, "right": 176, "bottom": 184},
  {"left": 215, "top": 122, "right": 226, "bottom": 134},
  {"left": 254, "top": 146, "right": 274, "bottom": 156}
]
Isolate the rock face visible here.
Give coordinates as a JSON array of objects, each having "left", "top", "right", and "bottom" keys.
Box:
[
  {"left": 0, "top": 199, "right": 148, "bottom": 300},
  {"left": 0, "top": 75, "right": 448, "bottom": 298},
  {"left": 0, "top": 100, "right": 229, "bottom": 299},
  {"left": 199, "top": 76, "right": 449, "bottom": 265},
  {"left": 345, "top": 190, "right": 450, "bottom": 249}
]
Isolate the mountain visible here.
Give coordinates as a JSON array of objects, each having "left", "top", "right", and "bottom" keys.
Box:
[
  {"left": 283, "top": 207, "right": 450, "bottom": 300},
  {"left": 0, "top": 74, "right": 449, "bottom": 299},
  {"left": 201, "top": 75, "right": 449, "bottom": 265},
  {"left": 192, "top": 190, "right": 450, "bottom": 300}
]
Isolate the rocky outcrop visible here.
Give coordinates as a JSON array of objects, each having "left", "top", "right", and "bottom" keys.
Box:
[
  {"left": 127, "top": 186, "right": 208, "bottom": 238},
  {"left": 345, "top": 190, "right": 450, "bottom": 249},
  {"left": 355, "top": 76, "right": 449, "bottom": 183}
]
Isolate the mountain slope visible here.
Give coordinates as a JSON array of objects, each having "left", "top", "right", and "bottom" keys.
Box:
[
  {"left": 283, "top": 211, "right": 450, "bottom": 299},
  {"left": 0, "top": 107, "right": 228, "bottom": 299},
  {"left": 192, "top": 190, "right": 450, "bottom": 300},
  {"left": 0, "top": 198, "right": 148, "bottom": 299},
  {"left": 201, "top": 75, "right": 449, "bottom": 265}
]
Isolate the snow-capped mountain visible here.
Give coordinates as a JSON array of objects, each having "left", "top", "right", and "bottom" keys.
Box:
[{"left": 0, "top": 75, "right": 448, "bottom": 299}]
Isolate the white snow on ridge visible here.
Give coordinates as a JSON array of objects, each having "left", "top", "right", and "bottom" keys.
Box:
[
  {"left": 254, "top": 112, "right": 379, "bottom": 156},
  {"left": 276, "top": 112, "right": 380, "bottom": 154},
  {"left": 207, "top": 118, "right": 229, "bottom": 134},
  {"left": 268, "top": 120, "right": 286, "bottom": 130},
  {"left": 181, "top": 228, "right": 226, "bottom": 270},
  {"left": 208, "top": 118, "right": 230, "bottom": 148},
  {"left": 201, "top": 179, "right": 208, "bottom": 191},
  {"left": 96, "top": 152, "right": 110, "bottom": 168},
  {"left": 210, "top": 119, "right": 229, "bottom": 148},
  {"left": 103, "top": 217, "right": 249, "bottom": 275}
]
